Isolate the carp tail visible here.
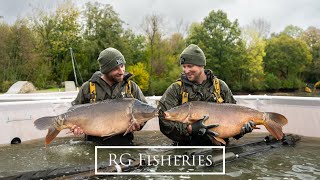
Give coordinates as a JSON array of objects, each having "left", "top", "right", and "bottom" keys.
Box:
[
  {"left": 263, "top": 112, "right": 288, "bottom": 140},
  {"left": 34, "top": 116, "right": 60, "bottom": 145},
  {"left": 45, "top": 128, "right": 61, "bottom": 145}
]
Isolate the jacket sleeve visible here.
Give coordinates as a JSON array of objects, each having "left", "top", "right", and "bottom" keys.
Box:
[
  {"left": 71, "top": 82, "right": 90, "bottom": 105},
  {"left": 219, "top": 79, "right": 236, "bottom": 104},
  {"left": 158, "top": 83, "right": 191, "bottom": 143},
  {"left": 130, "top": 81, "right": 147, "bottom": 103}
]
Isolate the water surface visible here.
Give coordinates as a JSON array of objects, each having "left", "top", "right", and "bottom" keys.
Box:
[{"left": 0, "top": 131, "right": 319, "bottom": 179}]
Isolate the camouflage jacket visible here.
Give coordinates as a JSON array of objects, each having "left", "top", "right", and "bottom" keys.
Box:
[
  {"left": 158, "top": 69, "right": 236, "bottom": 145},
  {"left": 72, "top": 71, "right": 146, "bottom": 145}
]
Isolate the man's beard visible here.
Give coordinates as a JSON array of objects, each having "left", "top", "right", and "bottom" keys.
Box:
[
  {"left": 186, "top": 71, "right": 201, "bottom": 83},
  {"left": 108, "top": 74, "right": 124, "bottom": 83}
]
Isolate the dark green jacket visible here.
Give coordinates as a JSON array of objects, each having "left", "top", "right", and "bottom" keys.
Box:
[
  {"left": 72, "top": 71, "right": 146, "bottom": 105},
  {"left": 72, "top": 71, "right": 146, "bottom": 145},
  {"left": 158, "top": 69, "right": 236, "bottom": 145}
]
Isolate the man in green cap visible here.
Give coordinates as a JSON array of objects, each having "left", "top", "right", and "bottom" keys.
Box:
[
  {"left": 158, "top": 44, "right": 255, "bottom": 146},
  {"left": 71, "top": 47, "right": 147, "bottom": 145}
]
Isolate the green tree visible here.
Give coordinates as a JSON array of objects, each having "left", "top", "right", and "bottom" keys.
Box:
[
  {"left": 186, "top": 10, "right": 247, "bottom": 91},
  {"left": 0, "top": 20, "right": 47, "bottom": 91},
  {"left": 82, "top": 2, "right": 124, "bottom": 54},
  {"left": 281, "top": 25, "right": 304, "bottom": 39},
  {"left": 83, "top": 2, "right": 123, "bottom": 49},
  {"left": 121, "top": 30, "right": 147, "bottom": 66},
  {"left": 301, "top": 26, "right": 320, "bottom": 83},
  {"left": 264, "top": 34, "right": 312, "bottom": 89},
  {"left": 0, "top": 22, "right": 11, "bottom": 90},
  {"left": 32, "top": 0, "right": 81, "bottom": 86},
  {"left": 142, "top": 13, "right": 164, "bottom": 95},
  {"left": 241, "top": 27, "right": 266, "bottom": 90},
  {"left": 127, "top": 62, "right": 149, "bottom": 92},
  {"left": 81, "top": 2, "right": 128, "bottom": 82},
  {"left": 152, "top": 33, "right": 185, "bottom": 95},
  {"left": 264, "top": 73, "right": 281, "bottom": 90}
]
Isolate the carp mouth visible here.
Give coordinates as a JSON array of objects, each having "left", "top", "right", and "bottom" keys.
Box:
[{"left": 163, "top": 112, "right": 171, "bottom": 118}]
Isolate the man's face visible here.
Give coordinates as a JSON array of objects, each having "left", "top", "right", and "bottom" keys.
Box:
[
  {"left": 106, "top": 64, "right": 125, "bottom": 83},
  {"left": 182, "top": 64, "right": 203, "bottom": 82}
]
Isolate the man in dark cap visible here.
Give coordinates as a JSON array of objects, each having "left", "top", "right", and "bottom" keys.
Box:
[
  {"left": 158, "top": 44, "right": 254, "bottom": 146},
  {"left": 71, "top": 47, "right": 147, "bottom": 145}
]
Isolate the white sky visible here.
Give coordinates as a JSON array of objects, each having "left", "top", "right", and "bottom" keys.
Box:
[{"left": 0, "top": 0, "right": 319, "bottom": 35}]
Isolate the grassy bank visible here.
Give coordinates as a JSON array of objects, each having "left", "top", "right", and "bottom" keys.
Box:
[
  {"left": 35, "top": 88, "right": 65, "bottom": 93},
  {"left": 235, "top": 90, "right": 320, "bottom": 97}
]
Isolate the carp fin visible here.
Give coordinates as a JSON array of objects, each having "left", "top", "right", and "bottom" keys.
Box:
[
  {"left": 206, "top": 132, "right": 226, "bottom": 145},
  {"left": 207, "top": 136, "right": 226, "bottom": 146},
  {"left": 263, "top": 112, "right": 288, "bottom": 140},
  {"left": 182, "top": 114, "right": 191, "bottom": 123},
  {"left": 102, "top": 134, "right": 116, "bottom": 141},
  {"left": 123, "top": 127, "right": 131, "bottom": 136},
  {"left": 34, "top": 116, "right": 56, "bottom": 130},
  {"left": 124, "top": 118, "right": 138, "bottom": 136},
  {"left": 45, "top": 128, "right": 61, "bottom": 145},
  {"left": 265, "top": 112, "right": 288, "bottom": 126},
  {"left": 67, "top": 103, "right": 93, "bottom": 112},
  {"left": 213, "top": 137, "right": 226, "bottom": 145}
]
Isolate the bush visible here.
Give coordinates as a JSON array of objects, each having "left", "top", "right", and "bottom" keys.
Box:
[
  {"left": 241, "top": 78, "right": 265, "bottom": 92},
  {"left": 151, "top": 78, "right": 173, "bottom": 96},
  {"left": 0, "top": 81, "right": 14, "bottom": 93},
  {"left": 230, "top": 81, "right": 242, "bottom": 92},
  {"left": 264, "top": 73, "right": 281, "bottom": 90},
  {"left": 281, "top": 76, "right": 305, "bottom": 90},
  {"left": 127, "top": 62, "right": 149, "bottom": 93}
]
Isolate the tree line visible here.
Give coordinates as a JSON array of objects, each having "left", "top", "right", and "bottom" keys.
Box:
[{"left": 0, "top": 1, "right": 319, "bottom": 95}]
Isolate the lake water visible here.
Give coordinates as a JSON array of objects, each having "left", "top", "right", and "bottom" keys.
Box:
[{"left": 0, "top": 131, "right": 319, "bottom": 179}]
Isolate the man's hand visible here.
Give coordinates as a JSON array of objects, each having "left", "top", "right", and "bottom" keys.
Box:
[
  {"left": 187, "top": 116, "right": 219, "bottom": 137},
  {"left": 70, "top": 125, "right": 84, "bottom": 136},
  {"left": 233, "top": 121, "right": 255, "bottom": 140}
]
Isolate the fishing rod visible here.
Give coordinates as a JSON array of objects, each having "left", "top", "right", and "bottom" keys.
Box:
[{"left": 69, "top": 47, "right": 78, "bottom": 87}]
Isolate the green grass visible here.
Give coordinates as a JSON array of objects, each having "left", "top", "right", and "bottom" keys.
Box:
[
  {"left": 241, "top": 91, "right": 320, "bottom": 97},
  {"left": 35, "top": 87, "right": 65, "bottom": 93}
]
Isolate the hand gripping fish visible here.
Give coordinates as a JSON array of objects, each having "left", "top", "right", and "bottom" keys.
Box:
[
  {"left": 34, "top": 98, "right": 158, "bottom": 145},
  {"left": 163, "top": 101, "right": 288, "bottom": 145}
]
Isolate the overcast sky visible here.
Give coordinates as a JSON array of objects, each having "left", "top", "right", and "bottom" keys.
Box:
[{"left": 0, "top": 0, "right": 319, "bottom": 35}]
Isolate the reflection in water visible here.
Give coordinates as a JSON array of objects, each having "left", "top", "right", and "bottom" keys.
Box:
[{"left": 0, "top": 131, "right": 319, "bottom": 179}]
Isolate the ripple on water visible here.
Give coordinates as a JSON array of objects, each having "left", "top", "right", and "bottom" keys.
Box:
[
  {"left": 284, "top": 171, "right": 317, "bottom": 180},
  {"left": 179, "top": 175, "right": 191, "bottom": 179},
  {"left": 292, "top": 164, "right": 320, "bottom": 173},
  {"left": 226, "top": 170, "right": 243, "bottom": 177}
]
